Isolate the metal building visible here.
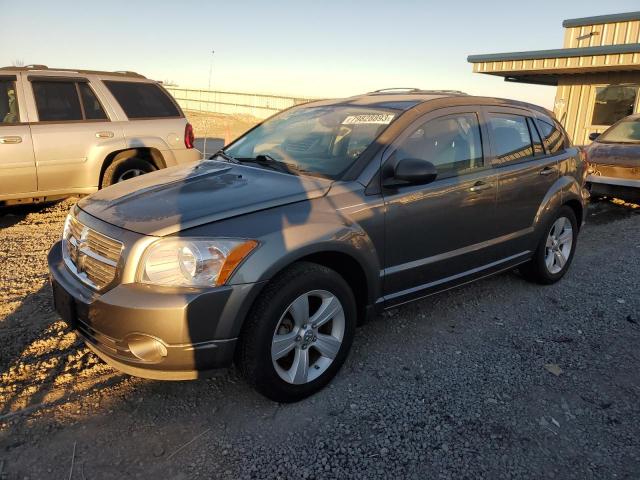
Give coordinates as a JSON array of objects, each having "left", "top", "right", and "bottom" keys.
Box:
[{"left": 468, "top": 11, "right": 640, "bottom": 145}]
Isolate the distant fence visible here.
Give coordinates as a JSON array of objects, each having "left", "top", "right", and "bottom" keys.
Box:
[{"left": 165, "top": 86, "right": 316, "bottom": 119}]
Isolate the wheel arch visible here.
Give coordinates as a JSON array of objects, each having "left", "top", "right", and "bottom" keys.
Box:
[{"left": 99, "top": 148, "right": 166, "bottom": 187}]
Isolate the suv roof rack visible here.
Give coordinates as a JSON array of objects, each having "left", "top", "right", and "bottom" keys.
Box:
[
  {"left": 369, "top": 88, "right": 468, "bottom": 96},
  {"left": 0, "top": 65, "right": 146, "bottom": 79}
]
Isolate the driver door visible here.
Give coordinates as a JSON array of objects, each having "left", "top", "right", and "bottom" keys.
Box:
[{"left": 381, "top": 107, "right": 500, "bottom": 304}]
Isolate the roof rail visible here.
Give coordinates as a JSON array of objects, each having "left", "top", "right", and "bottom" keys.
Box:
[
  {"left": 369, "top": 88, "right": 468, "bottom": 96},
  {"left": 0, "top": 65, "right": 146, "bottom": 79}
]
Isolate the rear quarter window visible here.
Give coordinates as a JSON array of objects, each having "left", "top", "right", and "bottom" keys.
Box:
[
  {"left": 537, "top": 119, "right": 565, "bottom": 154},
  {"left": 103, "top": 81, "right": 180, "bottom": 119}
]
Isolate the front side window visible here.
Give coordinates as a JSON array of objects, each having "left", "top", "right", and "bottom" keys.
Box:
[
  {"left": 0, "top": 79, "right": 19, "bottom": 124},
  {"left": 32, "top": 81, "right": 83, "bottom": 122},
  {"left": 598, "top": 116, "right": 640, "bottom": 144},
  {"left": 488, "top": 114, "right": 533, "bottom": 164},
  {"left": 225, "top": 106, "right": 397, "bottom": 179},
  {"left": 394, "top": 113, "right": 483, "bottom": 176},
  {"left": 104, "top": 81, "right": 180, "bottom": 119},
  {"left": 591, "top": 85, "right": 638, "bottom": 126}
]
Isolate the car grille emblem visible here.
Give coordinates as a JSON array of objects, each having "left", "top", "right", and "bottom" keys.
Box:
[{"left": 75, "top": 227, "right": 90, "bottom": 274}]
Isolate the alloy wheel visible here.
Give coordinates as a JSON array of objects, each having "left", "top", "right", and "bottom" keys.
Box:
[
  {"left": 117, "top": 169, "right": 146, "bottom": 182},
  {"left": 271, "top": 290, "right": 345, "bottom": 385},
  {"left": 544, "top": 216, "right": 573, "bottom": 274}
]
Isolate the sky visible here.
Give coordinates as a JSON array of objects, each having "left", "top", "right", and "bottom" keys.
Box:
[{"left": 2, "top": 0, "right": 639, "bottom": 109}]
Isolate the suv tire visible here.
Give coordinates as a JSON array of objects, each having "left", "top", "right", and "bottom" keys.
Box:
[
  {"left": 236, "top": 262, "right": 356, "bottom": 403},
  {"left": 520, "top": 205, "right": 578, "bottom": 285},
  {"left": 102, "top": 156, "right": 156, "bottom": 188}
]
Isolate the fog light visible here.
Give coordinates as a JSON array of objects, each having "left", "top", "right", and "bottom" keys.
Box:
[{"left": 126, "top": 334, "right": 168, "bottom": 363}]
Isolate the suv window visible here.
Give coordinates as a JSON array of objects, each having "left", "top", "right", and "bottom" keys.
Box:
[
  {"left": 537, "top": 119, "right": 565, "bottom": 154},
  {"left": 103, "top": 81, "right": 180, "bottom": 119},
  {"left": 0, "top": 79, "right": 19, "bottom": 124},
  {"left": 79, "top": 83, "right": 107, "bottom": 120},
  {"left": 488, "top": 114, "right": 533, "bottom": 164},
  {"left": 33, "top": 81, "right": 83, "bottom": 122},
  {"left": 395, "top": 113, "right": 483, "bottom": 177}
]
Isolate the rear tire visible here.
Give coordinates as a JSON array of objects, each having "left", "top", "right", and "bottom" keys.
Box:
[
  {"left": 520, "top": 206, "right": 578, "bottom": 285},
  {"left": 101, "top": 156, "right": 156, "bottom": 188},
  {"left": 236, "top": 262, "right": 356, "bottom": 403}
]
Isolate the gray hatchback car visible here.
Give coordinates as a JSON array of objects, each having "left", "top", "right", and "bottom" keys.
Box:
[{"left": 49, "top": 89, "right": 588, "bottom": 402}]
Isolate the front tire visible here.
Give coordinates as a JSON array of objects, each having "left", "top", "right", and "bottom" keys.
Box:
[
  {"left": 520, "top": 206, "right": 578, "bottom": 285},
  {"left": 236, "top": 262, "right": 356, "bottom": 403}
]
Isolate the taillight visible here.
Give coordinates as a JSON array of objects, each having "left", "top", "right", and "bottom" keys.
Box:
[{"left": 184, "top": 123, "right": 195, "bottom": 149}]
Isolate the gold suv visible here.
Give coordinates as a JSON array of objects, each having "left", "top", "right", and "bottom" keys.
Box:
[{"left": 0, "top": 65, "right": 201, "bottom": 205}]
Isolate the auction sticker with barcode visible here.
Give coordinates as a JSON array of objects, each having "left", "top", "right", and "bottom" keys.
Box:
[{"left": 342, "top": 114, "right": 395, "bottom": 125}]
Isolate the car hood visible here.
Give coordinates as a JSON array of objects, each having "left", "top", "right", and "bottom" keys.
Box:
[
  {"left": 586, "top": 142, "right": 640, "bottom": 168},
  {"left": 78, "top": 160, "right": 333, "bottom": 236}
]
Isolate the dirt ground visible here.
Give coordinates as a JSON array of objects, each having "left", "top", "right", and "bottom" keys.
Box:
[
  {"left": 185, "top": 111, "right": 260, "bottom": 145},
  {"left": 0, "top": 197, "right": 638, "bottom": 479}
]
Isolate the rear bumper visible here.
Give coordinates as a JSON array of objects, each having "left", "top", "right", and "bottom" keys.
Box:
[{"left": 48, "top": 241, "right": 262, "bottom": 380}]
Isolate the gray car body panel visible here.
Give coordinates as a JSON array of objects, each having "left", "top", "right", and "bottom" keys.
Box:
[{"left": 48, "top": 93, "right": 587, "bottom": 380}]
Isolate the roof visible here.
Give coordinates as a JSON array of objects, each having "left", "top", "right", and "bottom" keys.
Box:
[
  {"left": 0, "top": 65, "right": 146, "bottom": 79},
  {"left": 303, "top": 90, "right": 468, "bottom": 111},
  {"left": 301, "top": 92, "right": 553, "bottom": 117},
  {"left": 467, "top": 43, "right": 640, "bottom": 63},
  {"left": 562, "top": 11, "right": 640, "bottom": 28}
]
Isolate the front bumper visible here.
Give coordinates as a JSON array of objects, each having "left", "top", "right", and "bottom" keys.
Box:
[
  {"left": 586, "top": 174, "right": 640, "bottom": 203},
  {"left": 48, "top": 241, "right": 262, "bottom": 380}
]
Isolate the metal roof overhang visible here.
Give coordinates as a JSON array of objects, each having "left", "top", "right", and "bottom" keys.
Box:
[{"left": 468, "top": 43, "right": 640, "bottom": 86}]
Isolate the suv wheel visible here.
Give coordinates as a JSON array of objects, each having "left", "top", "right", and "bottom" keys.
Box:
[
  {"left": 520, "top": 206, "right": 578, "bottom": 284},
  {"left": 102, "top": 157, "right": 157, "bottom": 188},
  {"left": 236, "top": 262, "right": 356, "bottom": 402}
]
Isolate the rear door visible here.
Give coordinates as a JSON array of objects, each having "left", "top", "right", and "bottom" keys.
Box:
[
  {"left": 382, "top": 107, "right": 499, "bottom": 303},
  {"left": 0, "top": 74, "right": 37, "bottom": 196},
  {"left": 27, "top": 76, "right": 122, "bottom": 192},
  {"left": 485, "top": 107, "right": 560, "bottom": 255}
]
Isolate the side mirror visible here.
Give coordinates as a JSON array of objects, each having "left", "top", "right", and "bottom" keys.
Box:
[
  {"left": 588, "top": 132, "right": 600, "bottom": 141},
  {"left": 392, "top": 158, "right": 437, "bottom": 185}
]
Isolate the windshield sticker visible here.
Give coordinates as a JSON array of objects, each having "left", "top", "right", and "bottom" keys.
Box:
[{"left": 342, "top": 114, "right": 395, "bottom": 125}]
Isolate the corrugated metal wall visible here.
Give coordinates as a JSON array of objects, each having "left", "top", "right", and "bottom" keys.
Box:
[
  {"left": 554, "top": 71, "right": 640, "bottom": 145},
  {"left": 563, "top": 20, "right": 640, "bottom": 48},
  {"left": 165, "top": 87, "right": 315, "bottom": 119}
]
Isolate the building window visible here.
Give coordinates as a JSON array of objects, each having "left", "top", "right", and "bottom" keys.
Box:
[{"left": 591, "top": 85, "right": 638, "bottom": 126}]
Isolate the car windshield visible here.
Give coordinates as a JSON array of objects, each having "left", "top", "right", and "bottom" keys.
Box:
[
  {"left": 598, "top": 117, "right": 640, "bottom": 144},
  {"left": 224, "top": 105, "right": 397, "bottom": 179}
]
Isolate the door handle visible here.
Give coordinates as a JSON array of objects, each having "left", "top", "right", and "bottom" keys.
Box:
[
  {"left": 539, "top": 166, "right": 557, "bottom": 176},
  {"left": 0, "top": 136, "right": 22, "bottom": 144},
  {"left": 95, "top": 131, "right": 114, "bottom": 138},
  {"left": 469, "top": 181, "right": 493, "bottom": 193}
]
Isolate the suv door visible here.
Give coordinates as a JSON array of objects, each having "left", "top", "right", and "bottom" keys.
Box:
[
  {"left": 484, "top": 107, "right": 561, "bottom": 255},
  {"left": 0, "top": 74, "right": 37, "bottom": 196},
  {"left": 381, "top": 108, "right": 499, "bottom": 304},
  {"left": 27, "top": 77, "right": 123, "bottom": 192}
]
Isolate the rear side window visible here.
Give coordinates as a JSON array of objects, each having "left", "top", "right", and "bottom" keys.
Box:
[
  {"left": 79, "top": 83, "right": 107, "bottom": 120},
  {"left": 0, "top": 79, "right": 19, "bottom": 124},
  {"left": 527, "top": 117, "right": 544, "bottom": 156},
  {"left": 395, "top": 113, "right": 484, "bottom": 177},
  {"left": 537, "top": 119, "right": 565, "bottom": 155},
  {"left": 488, "top": 114, "right": 533, "bottom": 164},
  {"left": 103, "top": 81, "right": 180, "bottom": 119},
  {"left": 32, "top": 81, "right": 83, "bottom": 122}
]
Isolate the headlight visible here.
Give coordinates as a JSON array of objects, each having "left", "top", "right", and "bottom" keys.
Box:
[{"left": 138, "top": 238, "right": 258, "bottom": 287}]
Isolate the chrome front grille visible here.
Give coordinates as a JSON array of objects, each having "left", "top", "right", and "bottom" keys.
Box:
[{"left": 62, "top": 214, "right": 123, "bottom": 290}]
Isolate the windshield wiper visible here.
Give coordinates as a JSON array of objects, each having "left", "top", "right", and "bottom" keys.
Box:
[
  {"left": 210, "top": 150, "right": 240, "bottom": 164},
  {"left": 237, "top": 154, "right": 301, "bottom": 174}
]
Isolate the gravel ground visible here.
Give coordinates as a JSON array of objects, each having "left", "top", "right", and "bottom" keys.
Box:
[{"left": 0, "top": 197, "right": 639, "bottom": 480}]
